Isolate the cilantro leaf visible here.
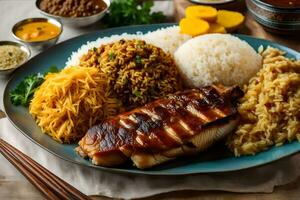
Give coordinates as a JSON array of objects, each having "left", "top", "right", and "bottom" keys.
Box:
[
  {"left": 103, "top": 0, "right": 166, "bottom": 28},
  {"left": 9, "top": 66, "right": 59, "bottom": 107}
]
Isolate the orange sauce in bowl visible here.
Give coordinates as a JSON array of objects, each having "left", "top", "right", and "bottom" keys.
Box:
[{"left": 15, "top": 22, "right": 61, "bottom": 42}]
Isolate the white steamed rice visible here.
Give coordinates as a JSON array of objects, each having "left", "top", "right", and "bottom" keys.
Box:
[
  {"left": 142, "top": 26, "right": 191, "bottom": 54},
  {"left": 174, "top": 34, "right": 262, "bottom": 87}
]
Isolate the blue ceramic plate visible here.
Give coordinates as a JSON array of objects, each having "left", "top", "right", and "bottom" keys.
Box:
[{"left": 3, "top": 24, "right": 300, "bottom": 175}]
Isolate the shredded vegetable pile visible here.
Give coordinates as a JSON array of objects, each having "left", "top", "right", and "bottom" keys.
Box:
[{"left": 29, "top": 66, "right": 122, "bottom": 143}]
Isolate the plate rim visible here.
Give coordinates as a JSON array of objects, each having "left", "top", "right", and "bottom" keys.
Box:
[{"left": 3, "top": 23, "right": 300, "bottom": 176}]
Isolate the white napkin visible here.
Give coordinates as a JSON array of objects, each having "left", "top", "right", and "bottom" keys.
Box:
[{"left": 1, "top": 118, "right": 300, "bottom": 199}]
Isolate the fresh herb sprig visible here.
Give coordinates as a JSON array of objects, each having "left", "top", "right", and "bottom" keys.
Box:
[
  {"left": 103, "top": 0, "right": 166, "bottom": 28},
  {"left": 9, "top": 66, "right": 59, "bottom": 107}
]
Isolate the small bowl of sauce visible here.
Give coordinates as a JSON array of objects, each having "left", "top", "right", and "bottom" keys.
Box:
[
  {"left": 0, "top": 41, "right": 30, "bottom": 76},
  {"left": 246, "top": 0, "right": 300, "bottom": 34},
  {"left": 12, "top": 18, "right": 62, "bottom": 50}
]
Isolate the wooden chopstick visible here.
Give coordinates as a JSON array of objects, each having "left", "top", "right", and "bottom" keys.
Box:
[
  {"left": 0, "top": 110, "right": 6, "bottom": 119},
  {"left": 1, "top": 139, "right": 89, "bottom": 199},
  {"left": 0, "top": 139, "right": 92, "bottom": 200},
  {"left": 0, "top": 142, "right": 61, "bottom": 200}
]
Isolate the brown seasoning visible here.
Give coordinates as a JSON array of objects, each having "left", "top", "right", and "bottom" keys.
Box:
[{"left": 39, "top": 0, "right": 107, "bottom": 17}]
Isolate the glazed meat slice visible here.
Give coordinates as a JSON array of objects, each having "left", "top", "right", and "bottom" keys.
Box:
[{"left": 76, "top": 85, "right": 243, "bottom": 169}]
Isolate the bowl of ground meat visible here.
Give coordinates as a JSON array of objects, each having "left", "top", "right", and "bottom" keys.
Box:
[{"left": 36, "top": 0, "right": 110, "bottom": 27}]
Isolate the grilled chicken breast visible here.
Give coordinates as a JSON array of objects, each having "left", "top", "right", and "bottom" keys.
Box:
[{"left": 76, "top": 85, "right": 243, "bottom": 169}]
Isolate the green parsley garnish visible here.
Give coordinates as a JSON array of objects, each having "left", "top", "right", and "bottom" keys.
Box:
[
  {"left": 103, "top": 0, "right": 166, "bottom": 28},
  {"left": 9, "top": 66, "right": 59, "bottom": 107}
]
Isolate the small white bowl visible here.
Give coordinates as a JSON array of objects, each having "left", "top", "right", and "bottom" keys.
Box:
[
  {"left": 0, "top": 41, "right": 31, "bottom": 76},
  {"left": 35, "top": 0, "right": 111, "bottom": 27}
]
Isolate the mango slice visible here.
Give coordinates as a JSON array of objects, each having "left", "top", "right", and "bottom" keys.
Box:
[
  {"left": 216, "top": 10, "right": 245, "bottom": 32},
  {"left": 179, "top": 18, "right": 210, "bottom": 37},
  {"left": 186, "top": 5, "right": 218, "bottom": 22}
]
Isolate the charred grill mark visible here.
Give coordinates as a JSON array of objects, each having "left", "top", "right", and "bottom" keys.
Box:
[
  {"left": 117, "top": 126, "right": 132, "bottom": 144},
  {"left": 137, "top": 118, "right": 162, "bottom": 134},
  {"left": 149, "top": 102, "right": 201, "bottom": 143},
  {"left": 131, "top": 108, "right": 181, "bottom": 149},
  {"left": 89, "top": 121, "right": 133, "bottom": 154},
  {"left": 140, "top": 104, "right": 192, "bottom": 148},
  {"left": 199, "top": 87, "right": 225, "bottom": 106},
  {"left": 152, "top": 105, "right": 170, "bottom": 119},
  {"left": 85, "top": 127, "right": 99, "bottom": 145},
  {"left": 191, "top": 98, "right": 211, "bottom": 108},
  {"left": 131, "top": 113, "right": 163, "bottom": 134},
  {"left": 132, "top": 113, "right": 150, "bottom": 124},
  {"left": 229, "top": 86, "right": 244, "bottom": 103},
  {"left": 147, "top": 100, "right": 202, "bottom": 142},
  {"left": 98, "top": 124, "right": 119, "bottom": 152}
]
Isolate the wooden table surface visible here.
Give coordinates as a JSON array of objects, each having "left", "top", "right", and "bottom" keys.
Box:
[{"left": 1, "top": 1, "right": 300, "bottom": 199}]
